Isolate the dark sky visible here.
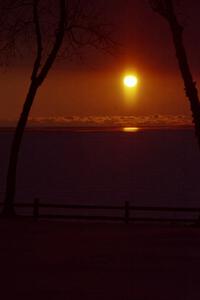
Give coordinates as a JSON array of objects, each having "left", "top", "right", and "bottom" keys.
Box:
[
  {"left": 1, "top": 0, "right": 200, "bottom": 126},
  {"left": 97, "top": 0, "right": 200, "bottom": 73}
]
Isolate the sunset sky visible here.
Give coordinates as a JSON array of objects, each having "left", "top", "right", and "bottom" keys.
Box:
[{"left": 1, "top": 0, "right": 200, "bottom": 127}]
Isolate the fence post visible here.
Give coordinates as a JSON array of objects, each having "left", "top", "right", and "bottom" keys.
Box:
[
  {"left": 125, "top": 201, "right": 130, "bottom": 224},
  {"left": 33, "top": 198, "right": 40, "bottom": 221}
]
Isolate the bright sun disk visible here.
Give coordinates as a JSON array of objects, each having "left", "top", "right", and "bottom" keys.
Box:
[{"left": 123, "top": 75, "right": 138, "bottom": 88}]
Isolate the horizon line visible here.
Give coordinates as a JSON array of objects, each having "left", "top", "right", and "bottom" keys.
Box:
[{"left": 0, "top": 125, "right": 194, "bottom": 132}]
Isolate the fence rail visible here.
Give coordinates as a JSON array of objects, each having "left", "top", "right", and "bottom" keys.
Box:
[{"left": 1, "top": 199, "right": 200, "bottom": 224}]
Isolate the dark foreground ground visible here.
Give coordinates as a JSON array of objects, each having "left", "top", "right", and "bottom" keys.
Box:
[{"left": 0, "top": 220, "right": 200, "bottom": 300}]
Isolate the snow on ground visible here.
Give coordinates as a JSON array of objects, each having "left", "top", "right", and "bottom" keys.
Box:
[{"left": 0, "top": 219, "right": 200, "bottom": 299}]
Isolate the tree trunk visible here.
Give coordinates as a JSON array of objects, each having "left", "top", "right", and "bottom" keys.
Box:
[
  {"left": 2, "top": 80, "right": 39, "bottom": 216},
  {"left": 149, "top": 0, "right": 200, "bottom": 147},
  {"left": 168, "top": 15, "right": 200, "bottom": 148},
  {"left": 156, "top": 0, "right": 200, "bottom": 148}
]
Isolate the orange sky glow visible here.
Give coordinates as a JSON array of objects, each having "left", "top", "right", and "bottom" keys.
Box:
[
  {"left": 0, "top": 67, "right": 194, "bottom": 124},
  {"left": 0, "top": 0, "right": 200, "bottom": 127}
]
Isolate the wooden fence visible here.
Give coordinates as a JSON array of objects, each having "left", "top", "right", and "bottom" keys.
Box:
[{"left": 1, "top": 199, "right": 200, "bottom": 224}]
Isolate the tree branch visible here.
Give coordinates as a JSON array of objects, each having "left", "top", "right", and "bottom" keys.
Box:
[
  {"left": 149, "top": 0, "right": 168, "bottom": 18},
  {"left": 37, "top": 0, "right": 66, "bottom": 85},
  {"left": 31, "top": 0, "right": 42, "bottom": 80}
]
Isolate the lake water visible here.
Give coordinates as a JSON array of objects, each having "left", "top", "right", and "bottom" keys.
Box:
[{"left": 0, "top": 127, "right": 200, "bottom": 212}]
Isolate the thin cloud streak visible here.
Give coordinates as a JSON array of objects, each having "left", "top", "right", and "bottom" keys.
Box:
[{"left": 0, "top": 115, "right": 193, "bottom": 128}]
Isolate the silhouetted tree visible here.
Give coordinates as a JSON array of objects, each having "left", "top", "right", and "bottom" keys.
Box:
[
  {"left": 149, "top": 0, "right": 200, "bottom": 144},
  {"left": 0, "top": 0, "right": 114, "bottom": 216}
]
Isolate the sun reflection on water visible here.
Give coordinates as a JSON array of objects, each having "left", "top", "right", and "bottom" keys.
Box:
[{"left": 123, "top": 127, "right": 139, "bottom": 132}]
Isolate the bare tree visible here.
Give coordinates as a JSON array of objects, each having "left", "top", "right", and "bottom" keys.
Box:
[
  {"left": 0, "top": 0, "right": 114, "bottom": 216},
  {"left": 149, "top": 0, "right": 200, "bottom": 145}
]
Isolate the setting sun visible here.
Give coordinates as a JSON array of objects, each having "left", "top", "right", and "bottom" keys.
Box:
[{"left": 123, "top": 75, "right": 138, "bottom": 88}]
